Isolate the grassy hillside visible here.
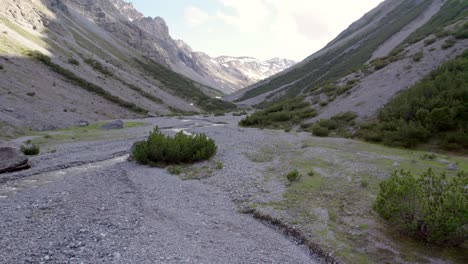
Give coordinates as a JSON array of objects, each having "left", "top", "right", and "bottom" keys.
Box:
[
  {"left": 238, "top": 0, "right": 433, "bottom": 102},
  {"left": 134, "top": 58, "right": 236, "bottom": 112},
  {"left": 359, "top": 50, "right": 468, "bottom": 150}
]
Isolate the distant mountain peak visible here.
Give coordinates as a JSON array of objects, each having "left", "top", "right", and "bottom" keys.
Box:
[{"left": 109, "top": 0, "right": 144, "bottom": 21}]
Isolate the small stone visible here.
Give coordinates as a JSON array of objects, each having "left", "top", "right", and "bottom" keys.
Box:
[
  {"left": 393, "top": 162, "right": 400, "bottom": 167},
  {"left": 4, "top": 108, "right": 14, "bottom": 112},
  {"left": 101, "top": 120, "right": 124, "bottom": 130},
  {"left": 438, "top": 159, "right": 450, "bottom": 164},
  {"left": 112, "top": 252, "right": 121, "bottom": 260},
  {"left": 447, "top": 163, "right": 458, "bottom": 171}
]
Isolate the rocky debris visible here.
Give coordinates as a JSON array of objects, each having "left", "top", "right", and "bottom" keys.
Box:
[
  {"left": 0, "top": 147, "right": 30, "bottom": 174},
  {"left": 447, "top": 163, "right": 458, "bottom": 171},
  {"left": 392, "top": 162, "right": 400, "bottom": 167},
  {"left": 101, "top": 120, "right": 124, "bottom": 130},
  {"left": 79, "top": 120, "right": 90, "bottom": 127},
  {"left": 41, "top": 124, "right": 57, "bottom": 131},
  {"left": 438, "top": 159, "right": 450, "bottom": 164},
  {"left": 4, "top": 108, "right": 14, "bottom": 112}
]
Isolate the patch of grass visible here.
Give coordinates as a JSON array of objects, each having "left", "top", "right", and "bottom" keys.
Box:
[
  {"left": 20, "top": 144, "right": 40, "bottom": 156},
  {"left": 424, "top": 38, "right": 437, "bottom": 46},
  {"left": 167, "top": 165, "right": 182, "bottom": 175},
  {"left": 28, "top": 51, "right": 147, "bottom": 114},
  {"left": 239, "top": 97, "right": 316, "bottom": 129},
  {"left": 232, "top": 110, "right": 248, "bottom": 116},
  {"left": 286, "top": 169, "right": 301, "bottom": 183},
  {"left": 215, "top": 161, "right": 224, "bottom": 170},
  {"left": 132, "top": 127, "right": 217, "bottom": 167}
]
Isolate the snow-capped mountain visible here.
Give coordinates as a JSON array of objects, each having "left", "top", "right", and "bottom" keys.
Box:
[{"left": 108, "top": 0, "right": 295, "bottom": 93}]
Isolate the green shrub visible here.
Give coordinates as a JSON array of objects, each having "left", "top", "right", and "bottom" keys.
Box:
[
  {"left": 374, "top": 169, "right": 467, "bottom": 246},
  {"left": 361, "top": 179, "right": 369, "bottom": 188},
  {"left": 239, "top": 97, "right": 316, "bottom": 129},
  {"left": 286, "top": 169, "right": 301, "bottom": 183},
  {"left": 0, "top": 64, "right": 4, "bottom": 70},
  {"left": 312, "top": 125, "right": 329, "bottom": 137},
  {"left": 232, "top": 110, "right": 248, "bottom": 116},
  {"left": 68, "top": 58, "right": 80, "bottom": 65},
  {"left": 361, "top": 51, "right": 468, "bottom": 150},
  {"left": 132, "top": 127, "right": 217, "bottom": 167},
  {"left": 308, "top": 170, "right": 315, "bottom": 177},
  {"left": 20, "top": 144, "right": 40, "bottom": 156},
  {"left": 412, "top": 51, "right": 424, "bottom": 62}
]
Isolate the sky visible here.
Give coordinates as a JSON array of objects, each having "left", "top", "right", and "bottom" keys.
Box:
[{"left": 128, "top": 0, "right": 384, "bottom": 61}]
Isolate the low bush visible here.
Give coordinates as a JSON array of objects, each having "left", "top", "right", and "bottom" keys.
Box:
[
  {"left": 374, "top": 169, "right": 467, "bottom": 246},
  {"left": 84, "top": 58, "right": 112, "bottom": 75},
  {"left": 20, "top": 144, "right": 40, "bottom": 156},
  {"left": 424, "top": 38, "right": 436, "bottom": 46},
  {"left": 0, "top": 64, "right": 4, "bottom": 70},
  {"left": 306, "top": 112, "right": 357, "bottom": 138},
  {"left": 360, "top": 51, "right": 468, "bottom": 150},
  {"left": 68, "top": 58, "right": 80, "bottom": 65},
  {"left": 132, "top": 127, "right": 217, "bottom": 167},
  {"left": 441, "top": 38, "right": 456, "bottom": 49},
  {"left": 412, "top": 51, "right": 424, "bottom": 62},
  {"left": 312, "top": 125, "right": 329, "bottom": 137},
  {"left": 239, "top": 97, "right": 316, "bottom": 129},
  {"left": 286, "top": 169, "right": 301, "bottom": 183}
]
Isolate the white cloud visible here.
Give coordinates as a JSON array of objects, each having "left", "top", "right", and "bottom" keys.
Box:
[
  {"left": 184, "top": 5, "right": 210, "bottom": 28},
  {"left": 213, "top": 0, "right": 383, "bottom": 60},
  {"left": 216, "top": 0, "right": 271, "bottom": 33}
]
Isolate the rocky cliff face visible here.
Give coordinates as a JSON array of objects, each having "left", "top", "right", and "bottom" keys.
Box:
[{"left": 106, "top": 0, "right": 295, "bottom": 94}]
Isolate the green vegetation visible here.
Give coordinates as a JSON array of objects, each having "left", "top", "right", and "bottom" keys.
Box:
[
  {"left": 238, "top": 0, "right": 432, "bottom": 102},
  {"left": 167, "top": 165, "right": 182, "bottom": 175},
  {"left": 134, "top": 58, "right": 236, "bottom": 112},
  {"left": 0, "top": 64, "right": 4, "bottom": 70},
  {"left": 286, "top": 169, "right": 301, "bottom": 183},
  {"left": 374, "top": 169, "right": 467, "bottom": 246},
  {"left": 215, "top": 161, "right": 224, "bottom": 170},
  {"left": 28, "top": 51, "right": 147, "bottom": 114},
  {"left": 412, "top": 51, "right": 424, "bottom": 62},
  {"left": 455, "top": 21, "right": 468, "bottom": 39},
  {"left": 68, "top": 58, "right": 80, "bottom": 65},
  {"left": 20, "top": 144, "right": 40, "bottom": 156},
  {"left": 303, "top": 112, "right": 357, "bottom": 138},
  {"left": 233, "top": 110, "right": 248, "bottom": 116},
  {"left": 404, "top": 0, "right": 468, "bottom": 44},
  {"left": 118, "top": 78, "right": 164, "bottom": 105},
  {"left": 239, "top": 97, "right": 316, "bottom": 129},
  {"left": 84, "top": 58, "right": 112, "bottom": 75},
  {"left": 132, "top": 127, "right": 217, "bottom": 167},
  {"left": 441, "top": 37, "right": 456, "bottom": 49},
  {"left": 359, "top": 51, "right": 468, "bottom": 150}
]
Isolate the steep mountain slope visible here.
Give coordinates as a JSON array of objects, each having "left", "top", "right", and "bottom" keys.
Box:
[
  {"left": 231, "top": 0, "right": 468, "bottom": 122},
  {"left": 108, "top": 0, "right": 295, "bottom": 94},
  {"left": 0, "top": 0, "right": 234, "bottom": 137}
]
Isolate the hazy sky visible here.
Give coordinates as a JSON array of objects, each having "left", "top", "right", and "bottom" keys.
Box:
[{"left": 128, "top": 0, "right": 384, "bottom": 61}]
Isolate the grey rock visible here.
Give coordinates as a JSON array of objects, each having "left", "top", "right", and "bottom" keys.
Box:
[
  {"left": 4, "top": 108, "right": 14, "bottom": 112},
  {"left": 0, "top": 147, "right": 30, "bottom": 174},
  {"left": 447, "top": 163, "right": 458, "bottom": 171},
  {"left": 79, "top": 120, "right": 90, "bottom": 127},
  {"left": 438, "top": 159, "right": 450, "bottom": 164},
  {"left": 392, "top": 162, "right": 401, "bottom": 167},
  {"left": 41, "top": 124, "right": 57, "bottom": 131},
  {"left": 101, "top": 120, "right": 124, "bottom": 130}
]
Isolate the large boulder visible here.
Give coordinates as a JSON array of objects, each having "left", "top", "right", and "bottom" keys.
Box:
[
  {"left": 0, "top": 147, "right": 31, "bottom": 174},
  {"left": 101, "top": 120, "right": 124, "bottom": 130}
]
